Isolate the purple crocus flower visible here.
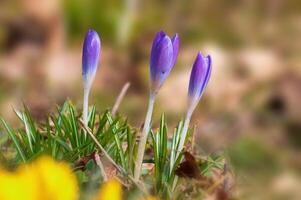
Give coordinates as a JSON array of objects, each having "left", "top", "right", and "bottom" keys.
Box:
[
  {"left": 176, "top": 52, "right": 212, "bottom": 159},
  {"left": 188, "top": 52, "right": 212, "bottom": 110},
  {"left": 150, "top": 31, "right": 179, "bottom": 94},
  {"left": 134, "top": 31, "right": 179, "bottom": 180},
  {"left": 82, "top": 29, "right": 101, "bottom": 125},
  {"left": 82, "top": 29, "right": 101, "bottom": 89}
]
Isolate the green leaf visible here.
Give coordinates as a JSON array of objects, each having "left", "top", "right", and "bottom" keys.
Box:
[{"left": 0, "top": 118, "right": 27, "bottom": 162}]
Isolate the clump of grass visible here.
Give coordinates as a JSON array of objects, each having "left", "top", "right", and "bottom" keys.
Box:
[
  {"left": 0, "top": 101, "right": 226, "bottom": 199},
  {"left": 0, "top": 101, "right": 137, "bottom": 172}
]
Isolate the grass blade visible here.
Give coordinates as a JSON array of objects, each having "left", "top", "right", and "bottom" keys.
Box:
[{"left": 0, "top": 118, "right": 27, "bottom": 162}]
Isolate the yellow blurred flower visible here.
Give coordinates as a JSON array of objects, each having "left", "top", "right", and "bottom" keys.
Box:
[
  {"left": 0, "top": 167, "right": 39, "bottom": 200},
  {"left": 0, "top": 156, "right": 78, "bottom": 200},
  {"left": 33, "top": 156, "right": 78, "bottom": 200},
  {"left": 95, "top": 179, "right": 122, "bottom": 200}
]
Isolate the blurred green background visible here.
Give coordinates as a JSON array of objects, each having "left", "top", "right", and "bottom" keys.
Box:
[{"left": 1, "top": 0, "right": 301, "bottom": 199}]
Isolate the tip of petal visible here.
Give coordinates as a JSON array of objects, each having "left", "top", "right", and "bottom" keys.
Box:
[
  {"left": 204, "top": 55, "right": 212, "bottom": 69},
  {"left": 171, "top": 34, "right": 179, "bottom": 66},
  {"left": 88, "top": 28, "right": 94, "bottom": 33},
  {"left": 172, "top": 33, "right": 179, "bottom": 39},
  {"left": 162, "top": 34, "right": 172, "bottom": 43},
  {"left": 157, "top": 31, "right": 166, "bottom": 38},
  {"left": 196, "top": 51, "right": 205, "bottom": 59},
  {"left": 205, "top": 54, "right": 211, "bottom": 61},
  {"left": 196, "top": 52, "right": 212, "bottom": 67},
  {"left": 86, "top": 29, "right": 98, "bottom": 36},
  {"left": 171, "top": 34, "right": 179, "bottom": 46}
]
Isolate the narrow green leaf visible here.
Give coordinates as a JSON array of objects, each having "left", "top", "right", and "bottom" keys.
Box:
[{"left": 0, "top": 118, "right": 26, "bottom": 162}]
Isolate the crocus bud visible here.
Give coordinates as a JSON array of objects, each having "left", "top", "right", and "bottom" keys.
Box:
[
  {"left": 175, "top": 52, "right": 212, "bottom": 160},
  {"left": 150, "top": 31, "right": 179, "bottom": 94},
  {"left": 82, "top": 29, "right": 101, "bottom": 125},
  {"left": 82, "top": 29, "right": 101, "bottom": 90},
  {"left": 188, "top": 52, "right": 212, "bottom": 112}
]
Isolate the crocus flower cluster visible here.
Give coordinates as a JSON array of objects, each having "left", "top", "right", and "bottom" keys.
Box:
[{"left": 80, "top": 29, "right": 212, "bottom": 181}]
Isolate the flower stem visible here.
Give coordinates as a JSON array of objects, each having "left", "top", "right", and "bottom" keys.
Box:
[
  {"left": 134, "top": 94, "right": 155, "bottom": 181},
  {"left": 176, "top": 109, "right": 193, "bottom": 159},
  {"left": 83, "top": 87, "right": 90, "bottom": 126}
]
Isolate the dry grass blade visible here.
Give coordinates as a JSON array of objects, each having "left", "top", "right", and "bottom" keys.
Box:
[
  {"left": 112, "top": 82, "right": 131, "bottom": 116},
  {"left": 79, "top": 119, "right": 124, "bottom": 172},
  {"left": 94, "top": 152, "right": 108, "bottom": 181},
  {"left": 79, "top": 119, "right": 148, "bottom": 194}
]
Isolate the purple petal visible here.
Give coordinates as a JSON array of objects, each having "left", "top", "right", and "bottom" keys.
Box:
[
  {"left": 201, "top": 55, "right": 212, "bottom": 90},
  {"left": 82, "top": 29, "right": 101, "bottom": 80},
  {"left": 153, "top": 31, "right": 165, "bottom": 48},
  {"left": 171, "top": 33, "right": 179, "bottom": 66},
  {"left": 150, "top": 35, "right": 173, "bottom": 87},
  {"left": 150, "top": 31, "right": 165, "bottom": 65}
]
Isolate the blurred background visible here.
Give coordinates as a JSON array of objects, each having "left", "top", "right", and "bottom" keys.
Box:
[{"left": 0, "top": 0, "right": 301, "bottom": 199}]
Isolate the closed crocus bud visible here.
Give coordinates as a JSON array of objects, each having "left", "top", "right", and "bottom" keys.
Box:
[
  {"left": 150, "top": 31, "right": 179, "bottom": 95},
  {"left": 82, "top": 29, "right": 101, "bottom": 125},
  {"left": 188, "top": 52, "right": 212, "bottom": 112},
  {"left": 82, "top": 29, "right": 101, "bottom": 90},
  {"left": 176, "top": 52, "right": 212, "bottom": 159},
  {"left": 134, "top": 31, "right": 179, "bottom": 180}
]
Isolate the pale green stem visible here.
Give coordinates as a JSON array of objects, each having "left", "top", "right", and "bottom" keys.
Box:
[
  {"left": 171, "top": 99, "right": 199, "bottom": 193},
  {"left": 134, "top": 94, "right": 155, "bottom": 181},
  {"left": 170, "top": 108, "right": 193, "bottom": 193},
  {"left": 177, "top": 97, "right": 200, "bottom": 158},
  {"left": 176, "top": 109, "right": 192, "bottom": 159},
  {"left": 83, "top": 87, "right": 90, "bottom": 126}
]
